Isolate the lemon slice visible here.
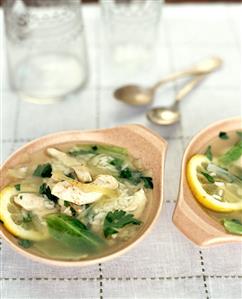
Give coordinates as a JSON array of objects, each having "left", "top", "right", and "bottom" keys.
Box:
[
  {"left": 187, "top": 154, "right": 242, "bottom": 212},
  {"left": 0, "top": 187, "right": 49, "bottom": 241}
]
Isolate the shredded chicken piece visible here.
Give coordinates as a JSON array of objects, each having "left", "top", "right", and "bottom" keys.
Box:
[
  {"left": 14, "top": 193, "right": 56, "bottom": 218},
  {"left": 47, "top": 148, "right": 92, "bottom": 182},
  {"left": 52, "top": 181, "right": 103, "bottom": 205},
  {"left": 47, "top": 148, "right": 84, "bottom": 168},
  {"left": 93, "top": 175, "right": 119, "bottom": 190},
  {"left": 72, "top": 165, "right": 92, "bottom": 183},
  {"left": 124, "top": 189, "right": 147, "bottom": 218}
]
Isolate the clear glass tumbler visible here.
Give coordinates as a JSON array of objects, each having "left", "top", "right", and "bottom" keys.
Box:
[
  {"left": 4, "top": 0, "right": 88, "bottom": 104},
  {"left": 100, "top": 0, "right": 162, "bottom": 73}
]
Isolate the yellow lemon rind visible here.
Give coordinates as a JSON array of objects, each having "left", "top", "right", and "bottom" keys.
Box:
[
  {"left": 187, "top": 154, "right": 242, "bottom": 213},
  {"left": 0, "top": 186, "right": 49, "bottom": 241}
]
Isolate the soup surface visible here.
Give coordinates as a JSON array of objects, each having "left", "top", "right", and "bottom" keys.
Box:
[
  {"left": 0, "top": 143, "right": 153, "bottom": 260},
  {"left": 187, "top": 130, "right": 242, "bottom": 235}
]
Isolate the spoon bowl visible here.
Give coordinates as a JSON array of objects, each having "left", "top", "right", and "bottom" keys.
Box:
[
  {"left": 114, "top": 85, "right": 154, "bottom": 106},
  {"left": 146, "top": 107, "right": 180, "bottom": 126},
  {"left": 147, "top": 75, "right": 205, "bottom": 126}
]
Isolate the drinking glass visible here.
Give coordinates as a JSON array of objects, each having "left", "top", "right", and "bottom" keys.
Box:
[
  {"left": 3, "top": 0, "right": 88, "bottom": 104},
  {"left": 100, "top": 0, "right": 163, "bottom": 73}
]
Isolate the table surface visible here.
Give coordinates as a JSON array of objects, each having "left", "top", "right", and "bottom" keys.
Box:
[{"left": 1, "top": 3, "right": 242, "bottom": 299}]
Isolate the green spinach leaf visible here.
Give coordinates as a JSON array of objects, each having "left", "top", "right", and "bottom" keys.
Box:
[
  {"left": 120, "top": 168, "right": 142, "bottom": 185},
  {"left": 141, "top": 176, "right": 153, "bottom": 189},
  {"left": 201, "top": 172, "right": 215, "bottom": 183},
  {"left": 103, "top": 210, "right": 141, "bottom": 238},
  {"left": 109, "top": 157, "right": 124, "bottom": 170},
  {"left": 15, "top": 184, "right": 21, "bottom": 191},
  {"left": 46, "top": 214, "right": 105, "bottom": 252},
  {"left": 223, "top": 219, "right": 242, "bottom": 235},
  {"left": 218, "top": 140, "right": 242, "bottom": 166},
  {"left": 64, "top": 201, "right": 70, "bottom": 207},
  {"left": 18, "top": 239, "right": 33, "bottom": 248},
  {"left": 69, "top": 144, "right": 127, "bottom": 157},
  {"left": 219, "top": 131, "right": 229, "bottom": 140},
  {"left": 33, "top": 163, "right": 52, "bottom": 178},
  {"left": 120, "top": 167, "right": 153, "bottom": 189},
  {"left": 70, "top": 207, "right": 77, "bottom": 217},
  {"left": 204, "top": 145, "right": 213, "bottom": 161},
  {"left": 69, "top": 148, "right": 97, "bottom": 156},
  {"left": 39, "top": 183, "right": 58, "bottom": 203}
]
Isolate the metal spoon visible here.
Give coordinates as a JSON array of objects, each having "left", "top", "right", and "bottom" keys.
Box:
[
  {"left": 114, "top": 56, "right": 222, "bottom": 106},
  {"left": 146, "top": 75, "right": 205, "bottom": 126}
]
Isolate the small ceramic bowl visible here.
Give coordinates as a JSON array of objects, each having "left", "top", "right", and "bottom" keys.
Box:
[
  {"left": 173, "top": 117, "right": 242, "bottom": 247},
  {"left": 0, "top": 125, "right": 167, "bottom": 266}
]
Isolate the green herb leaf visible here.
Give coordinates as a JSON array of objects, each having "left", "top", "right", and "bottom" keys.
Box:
[
  {"left": 218, "top": 140, "right": 242, "bottom": 166},
  {"left": 103, "top": 210, "right": 141, "bottom": 238},
  {"left": 39, "top": 183, "right": 58, "bottom": 203},
  {"left": 46, "top": 214, "right": 105, "bottom": 252},
  {"left": 120, "top": 168, "right": 142, "bottom": 185},
  {"left": 96, "top": 144, "right": 128, "bottom": 156},
  {"left": 204, "top": 145, "right": 213, "bottom": 161},
  {"left": 15, "top": 184, "right": 21, "bottom": 191},
  {"left": 120, "top": 167, "right": 132, "bottom": 179},
  {"left": 120, "top": 168, "right": 153, "bottom": 188},
  {"left": 22, "top": 212, "right": 32, "bottom": 223},
  {"left": 219, "top": 131, "right": 229, "bottom": 140},
  {"left": 70, "top": 207, "right": 77, "bottom": 217},
  {"left": 64, "top": 201, "right": 70, "bottom": 207},
  {"left": 33, "top": 163, "right": 52, "bottom": 178},
  {"left": 109, "top": 157, "right": 124, "bottom": 170},
  {"left": 201, "top": 172, "right": 215, "bottom": 183},
  {"left": 236, "top": 131, "right": 242, "bottom": 139},
  {"left": 65, "top": 172, "right": 76, "bottom": 179},
  {"left": 18, "top": 239, "right": 33, "bottom": 248},
  {"left": 69, "top": 149, "right": 96, "bottom": 156},
  {"left": 223, "top": 219, "right": 242, "bottom": 235},
  {"left": 69, "top": 144, "right": 128, "bottom": 157},
  {"left": 141, "top": 176, "right": 153, "bottom": 189}
]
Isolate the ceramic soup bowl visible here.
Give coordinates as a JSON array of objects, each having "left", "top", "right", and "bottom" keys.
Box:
[
  {"left": 0, "top": 125, "right": 167, "bottom": 266},
  {"left": 173, "top": 117, "right": 242, "bottom": 246}
]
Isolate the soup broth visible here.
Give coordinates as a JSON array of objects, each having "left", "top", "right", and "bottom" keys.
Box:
[{"left": 1, "top": 143, "right": 153, "bottom": 261}]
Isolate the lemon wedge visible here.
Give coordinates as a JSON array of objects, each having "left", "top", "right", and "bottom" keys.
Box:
[
  {"left": 187, "top": 154, "right": 242, "bottom": 212},
  {"left": 0, "top": 187, "right": 49, "bottom": 241}
]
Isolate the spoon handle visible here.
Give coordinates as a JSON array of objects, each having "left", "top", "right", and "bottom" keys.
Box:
[
  {"left": 152, "top": 56, "right": 222, "bottom": 90},
  {"left": 175, "top": 75, "right": 206, "bottom": 103},
  {"left": 152, "top": 70, "right": 198, "bottom": 90}
]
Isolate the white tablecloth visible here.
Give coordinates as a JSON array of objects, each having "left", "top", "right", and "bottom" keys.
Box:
[{"left": 1, "top": 3, "right": 242, "bottom": 299}]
